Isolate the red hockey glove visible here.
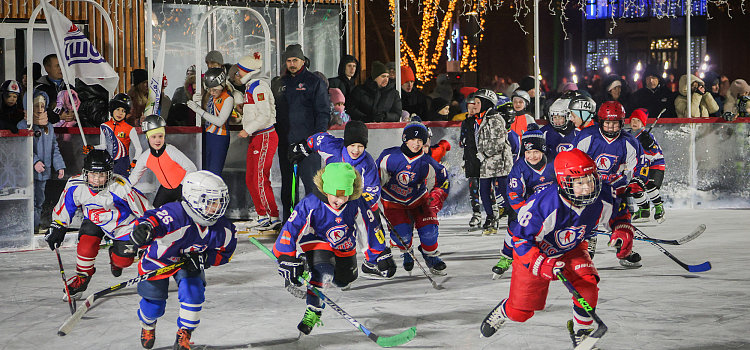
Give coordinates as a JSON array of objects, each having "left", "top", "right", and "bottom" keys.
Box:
[
  {"left": 529, "top": 250, "right": 565, "bottom": 281},
  {"left": 609, "top": 223, "right": 634, "bottom": 259},
  {"left": 427, "top": 187, "right": 448, "bottom": 213}
]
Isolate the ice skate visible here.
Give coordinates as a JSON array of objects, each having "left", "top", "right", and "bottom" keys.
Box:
[
  {"left": 361, "top": 261, "right": 392, "bottom": 280},
  {"left": 481, "top": 216, "right": 497, "bottom": 236},
  {"left": 631, "top": 207, "right": 650, "bottom": 222},
  {"left": 654, "top": 203, "right": 665, "bottom": 224},
  {"left": 480, "top": 299, "right": 508, "bottom": 338},
  {"left": 173, "top": 328, "right": 193, "bottom": 350},
  {"left": 63, "top": 271, "right": 93, "bottom": 301},
  {"left": 402, "top": 251, "right": 414, "bottom": 275},
  {"left": 491, "top": 256, "right": 513, "bottom": 280},
  {"left": 587, "top": 235, "right": 597, "bottom": 259},
  {"left": 297, "top": 306, "right": 323, "bottom": 335},
  {"left": 255, "top": 216, "right": 281, "bottom": 233},
  {"left": 140, "top": 321, "right": 156, "bottom": 349},
  {"left": 109, "top": 246, "right": 123, "bottom": 277},
  {"left": 469, "top": 212, "right": 482, "bottom": 227},
  {"left": 619, "top": 251, "right": 642, "bottom": 268},
  {"left": 419, "top": 246, "right": 447, "bottom": 276},
  {"left": 567, "top": 319, "right": 601, "bottom": 350}
]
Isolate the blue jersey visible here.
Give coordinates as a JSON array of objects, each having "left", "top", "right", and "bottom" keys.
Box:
[
  {"left": 506, "top": 158, "right": 556, "bottom": 212},
  {"left": 630, "top": 129, "right": 665, "bottom": 170},
  {"left": 508, "top": 129, "right": 521, "bottom": 162},
  {"left": 509, "top": 182, "right": 629, "bottom": 261},
  {"left": 273, "top": 194, "right": 386, "bottom": 262},
  {"left": 574, "top": 126, "right": 647, "bottom": 192},
  {"left": 556, "top": 128, "right": 579, "bottom": 154},
  {"left": 376, "top": 147, "right": 450, "bottom": 207},
  {"left": 307, "top": 132, "right": 381, "bottom": 210},
  {"left": 540, "top": 123, "right": 564, "bottom": 158},
  {"left": 136, "top": 202, "right": 237, "bottom": 279}
]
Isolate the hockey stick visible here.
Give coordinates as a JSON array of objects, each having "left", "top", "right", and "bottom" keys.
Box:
[
  {"left": 557, "top": 271, "right": 607, "bottom": 350},
  {"left": 249, "top": 237, "right": 417, "bottom": 348},
  {"left": 594, "top": 224, "right": 706, "bottom": 245},
  {"left": 58, "top": 259, "right": 186, "bottom": 336},
  {"left": 377, "top": 210, "right": 444, "bottom": 290},
  {"left": 291, "top": 163, "right": 298, "bottom": 214},
  {"left": 55, "top": 248, "right": 76, "bottom": 314},
  {"left": 634, "top": 229, "right": 712, "bottom": 273},
  {"left": 646, "top": 108, "right": 667, "bottom": 133}
]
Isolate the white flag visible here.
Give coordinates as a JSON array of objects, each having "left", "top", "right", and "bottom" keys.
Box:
[
  {"left": 44, "top": 3, "right": 119, "bottom": 93},
  {"left": 145, "top": 31, "right": 167, "bottom": 116}
]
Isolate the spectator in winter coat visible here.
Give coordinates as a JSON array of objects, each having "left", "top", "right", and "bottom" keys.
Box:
[
  {"left": 19, "top": 89, "right": 65, "bottom": 230},
  {"left": 171, "top": 66, "right": 197, "bottom": 105},
  {"left": 595, "top": 75, "right": 630, "bottom": 113},
  {"left": 52, "top": 90, "right": 81, "bottom": 141},
  {"left": 273, "top": 44, "right": 331, "bottom": 222},
  {"left": 329, "top": 87, "right": 350, "bottom": 126},
  {"left": 328, "top": 55, "right": 360, "bottom": 98},
  {"left": 425, "top": 97, "right": 450, "bottom": 121},
  {"left": 702, "top": 71, "right": 723, "bottom": 117},
  {"left": 722, "top": 79, "right": 750, "bottom": 121},
  {"left": 0, "top": 80, "right": 24, "bottom": 133},
  {"left": 205, "top": 50, "right": 224, "bottom": 69},
  {"left": 37, "top": 54, "right": 67, "bottom": 124},
  {"left": 429, "top": 74, "right": 453, "bottom": 102},
  {"left": 675, "top": 75, "right": 719, "bottom": 118},
  {"left": 75, "top": 80, "right": 109, "bottom": 127},
  {"left": 400, "top": 66, "right": 429, "bottom": 118},
  {"left": 19, "top": 63, "right": 43, "bottom": 98},
  {"left": 127, "top": 69, "right": 149, "bottom": 126},
  {"left": 346, "top": 61, "right": 402, "bottom": 123},
  {"left": 627, "top": 66, "right": 676, "bottom": 118}
]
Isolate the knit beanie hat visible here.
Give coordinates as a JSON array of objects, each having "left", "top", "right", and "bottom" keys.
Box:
[
  {"left": 329, "top": 88, "right": 345, "bottom": 105},
  {"left": 321, "top": 162, "right": 357, "bottom": 197},
  {"left": 460, "top": 87, "right": 478, "bottom": 98},
  {"left": 238, "top": 52, "right": 263, "bottom": 72},
  {"left": 371, "top": 61, "right": 388, "bottom": 80},
  {"left": 402, "top": 121, "right": 429, "bottom": 144},
  {"left": 401, "top": 65, "right": 415, "bottom": 83},
  {"left": 521, "top": 123, "right": 546, "bottom": 153},
  {"left": 607, "top": 80, "right": 622, "bottom": 92},
  {"left": 344, "top": 120, "right": 368, "bottom": 147},
  {"left": 283, "top": 44, "right": 305, "bottom": 61},
  {"left": 630, "top": 108, "right": 648, "bottom": 127},
  {"left": 205, "top": 50, "right": 224, "bottom": 65},
  {"left": 132, "top": 69, "right": 148, "bottom": 86},
  {"left": 24, "top": 89, "right": 49, "bottom": 111},
  {"left": 519, "top": 75, "right": 536, "bottom": 92}
]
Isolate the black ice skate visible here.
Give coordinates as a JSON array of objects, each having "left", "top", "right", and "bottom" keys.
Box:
[
  {"left": 567, "top": 319, "right": 601, "bottom": 350},
  {"left": 109, "top": 246, "right": 123, "bottom": 277},
  {"left": 63, "top": 271, "right": 93, "bottom": 301},
  {"left": 481, "top": 216, "right": 497, "bottom": 236},
  {"left": 361, "top": 261, "right": 391, "bottom": 279},
  {"left": 173, "top": 328, "right": 193, "bottom": 350},
  {"left": 419, "top": 246, "right": 446, "bottom": 276},
  {"left": 140, "top": 321, "right": 156, "bottom": 349},
  {"left": 619, "top": 251, "right": 642, "bottom": 268},
  {"left": 402, "top": 251, "right": 414, "bottom": 275},
  {"left": 298, "top": 306, "right": 324, "bottom": 335},
  {"left": 480, "top": 299, "right": 508, "bottom": 338},
  {"left": 587, "top": 235, "right": 597, "bottom": 259}
]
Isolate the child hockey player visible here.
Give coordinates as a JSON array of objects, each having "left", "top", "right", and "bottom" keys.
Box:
[
  {"left": 541, "top": 96, "right": 575, "bottom": 157},
  {"left": 44, "top": 150, "right": 151, "bottom": 299},
  {"left": 289, "top": 120, "right": 380, "bottom": 213},
  {"left": 480, "top": 149, "right": 635, "bottom": 349},
  {"left": 234, "top": 53, "right": 280, "bottom": 232},
  {"left": 423, "top": 131, "right": 452, "bottom": 163},
  {"left": 377, "top": 121, "right": 450, "bottom": 275},
  {"left": 459, "top": 95, "right": 484, "bottom": 229},
  {"left": 556, "top": 94, "right": 597, "bottom": 153},
  {"left": 573, "top": 101, "right": 648, "bottom": 268},
  {"left": 98, "top": 93, "right": 142, "bottom": 176},
  {"left": 491, "top": 125, "right": 556, "bottom": 279},
  {"left": 475, "top": 89, "right": 513, "bottom": 235},
  {"left": 272, "top": 163, "right": 395, "bottom": 335},
  {"left": 509, "top": 89, "right": 535, "bottom": 136},
  {"left": 187, "top": 67, "right": 234, "bottom": 176},
  {"left": 629, "top": 108, "right": 666, "bottom": 223},
  {"left": 130, "top": 115, "right": 197, "bottom": 208},
  {"left": 130, "top": 170, "right": 237, "bottom": 350}
]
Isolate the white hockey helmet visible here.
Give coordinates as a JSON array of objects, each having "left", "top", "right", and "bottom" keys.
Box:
[
  {"left": 548, "top": 98, "right": 571, "bottom": 130},
  {"left": 181, "top": 171, "right": 230, "bottom": 226}
]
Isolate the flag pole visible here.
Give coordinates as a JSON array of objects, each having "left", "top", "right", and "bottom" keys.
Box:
[{"left": 40, "top": 0, "right": 88, "bottom": 147}]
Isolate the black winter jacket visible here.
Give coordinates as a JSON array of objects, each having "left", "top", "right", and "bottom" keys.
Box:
[
  {"left": 626, "top": 67, "right": 676, "bottom": 118},
  {"left": 35, "top": 76, "right": 65, "bottom": 124},
  {"left": 401, "top": 88, "right": 429, "bottom": 119},
  {"left": 459, "top": 115, "right": 481, "bottom": 178},
  {"left": 273, "top": 66, "right": 331, "bottom": 145},
  {"left": 75, "top": 80, "right": 109, "bottom": 127},
  {"left": 346, "top": 78, "right": 402, "bottom": 123},
  {"left": 328, "top": 55, "right": 360, "bottom": 98}
]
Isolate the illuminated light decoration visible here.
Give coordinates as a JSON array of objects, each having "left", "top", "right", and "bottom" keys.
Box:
[
  {"left": 604, "top": 66, "right": 611, "bottom": 74},
  {"left": 634, "top": 72, "right": 640, "bottom": 82},
  {"left": 664, "top": 61, "right": 669, "bottom": 70},
  {"left": 570, "top": 64, "right": 576, "bottom": 73},
  {"left": 397, "top": 0, "right": 458, "bottom": 83},
  {"left": 636, "top": 61, "right": 642, "bottom": 71},
  {"left": 699, "top": 72, "right": 705, "bottom": 79},
  {"left": 602, "top": 56, "right": 609, "bottom": 65},
  {"left": 704, "top": 54, "right": 710, "bottom": 61},
  {"left": 701, "top": 63, "right": 707, "bottom": 70},
  {"left": 662, "top": 71, "right": 668, "bottom": 79},
  {"left": 572, "top": 74, "right": 578, "bottom": 84}
]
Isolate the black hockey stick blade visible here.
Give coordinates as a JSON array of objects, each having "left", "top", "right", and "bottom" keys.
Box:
[
  {"left": 249, "top": 237, "right": 417, "bottom": 348},
  {"left": 58, "top": 259, "right": 185, "bottom": 336}
]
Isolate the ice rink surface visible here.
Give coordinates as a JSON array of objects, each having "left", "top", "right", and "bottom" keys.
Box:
[{"left": 1, "top": 209, "right": 749, "bottom": 350}]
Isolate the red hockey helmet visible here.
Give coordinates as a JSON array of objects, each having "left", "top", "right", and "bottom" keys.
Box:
[
  {"left": 597, "top": 101, "right": 625, "bottom": 138},
  {"left": 554, "top": 149, "right": 601, "bottom": 207}
]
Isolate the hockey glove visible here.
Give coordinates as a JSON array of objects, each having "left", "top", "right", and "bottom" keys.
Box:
[
  {"left": 287, "top": 141, "right": 313, "bottom": 164},
  {"left": 529, "top": 250, "right": 564, "bottom": 281},
  {"left": 45, "top": 221, "right": 67, "bottom": 250},
  {"left": 183, "top": 251, "right": 208, "bottom": 273},
  {"left": 186, "top": 100, "right": 201, "bottom": 113},
  {"left": 374, "top": 247, "right": 397, "bottom": 278},
  {"left": 427, "top": 187, "right": 448, "bottom": 213},
  {"left": 82, "top": 145, "right": 93, "bottom": 154},
  {"left": 625, "top": 177, "right": 646, "bottom": 196},
  {"left": 637, "top": 131, "right": 655, "bottom": 149},
  {"left": 130, "top": 221, "right": 155, "bottom": 247},
  {"left": 277, "top": 254, "right": 304, "bottom": 287},
  {"left": 609, "top": 223, "right": 634, "bottom": 259},
  {"left": 722, "top": 111, "right": 737, "bottom": 122}
]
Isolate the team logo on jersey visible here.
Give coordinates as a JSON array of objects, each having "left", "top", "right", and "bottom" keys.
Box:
[
  {"left": 87, "top": 207, "right": 111, "bottom": 225},
  {"left": 296, "top": 83, "right": 306, "bottom": 91},
  {"left": 554, "top": 225, "right": 586, "bottom": 249},
  {"left": 594, "top": 154, "right": 618, "bottom": 172},
  {"left": 557, "top": 143, "right": 573, "bottom": 153},
  {"left": 257, "top": 93, "right": 265, "bottom": 101},
  {"left": 326, "top": 225, "right": 348, "bottom": 244},
  {"left": 396, "top": 171, "right": 415, "bottom": 187},
  {"left": 117, "top": 131, "right": 126, "bottom": 138}
]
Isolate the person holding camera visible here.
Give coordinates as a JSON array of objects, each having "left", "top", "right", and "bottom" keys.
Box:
[{"left": 675, "top": 74, "right": 719, "bottom": 118}]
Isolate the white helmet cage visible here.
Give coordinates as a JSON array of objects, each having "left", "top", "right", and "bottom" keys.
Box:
[
  {"left": 181, "top": 171, "right": 230, "bottom": 226},
  {"left": 548, "top": 98, "right": 571, "bottom": 127}
]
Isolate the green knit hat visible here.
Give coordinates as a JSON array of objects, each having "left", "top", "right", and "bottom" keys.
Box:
[{"left": 322, "top": 162, "right": 357, "bottom": 197}]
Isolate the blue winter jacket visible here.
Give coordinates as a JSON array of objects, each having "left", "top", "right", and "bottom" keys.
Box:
[
  {"left": 18, "top": 120, "right": 66, "bottom": 181},
  {"left": 273, "top": 66, "right": 331, "bottom": 145}
]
